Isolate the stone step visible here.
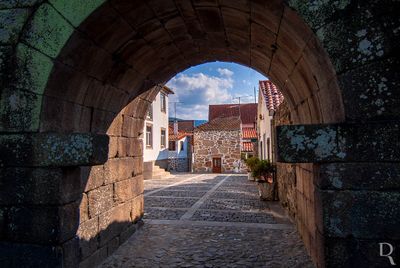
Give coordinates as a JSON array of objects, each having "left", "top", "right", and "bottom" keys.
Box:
[
  {"left": 151, "top": 174, "right": 174, "bottom": 180},
  {"left": 143, "top": 168, "right": 174, "bottom": 180}
]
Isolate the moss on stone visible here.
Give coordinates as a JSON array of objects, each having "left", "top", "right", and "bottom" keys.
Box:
[
  {"left": 14, "top": 43, "right": 53, "bottom": 95},
  {"left": 0, "top": 8, "right": 31, "bottom": 44},
  {"left": 287, "top": 0, "right": 351, "bottom": 30},
  {"left": 21, "top": 3, "right": 73, "bottom": 58},
  {"left": 49, "top": 0, "right": 106, "bottom": 27},
  {"left": 0, "top": 89, "right": 42, "bottom": 131},
  {"left": 0, "top": 0, "right": 42, "bottom": 9}
]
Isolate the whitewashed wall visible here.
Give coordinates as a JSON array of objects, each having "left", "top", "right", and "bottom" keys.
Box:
[
  {"left": 257, "top": 91, "right": 273, "bottom": 161},
  {"left": 143, "top": 91, "right": 170, "bottom": 162}
]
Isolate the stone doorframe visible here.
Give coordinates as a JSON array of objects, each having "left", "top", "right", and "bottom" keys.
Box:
[{"left": 0, "top": 1, "right": 399, "bottom": 267}]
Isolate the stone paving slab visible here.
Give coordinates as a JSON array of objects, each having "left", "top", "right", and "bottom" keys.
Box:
[
  {"left": 191, "top": 210, "right": 276, "bottom": 224},
  {"left": 144, "top": 208, "right": 188, "bottom": 220},
  {"left": 160, "top": 185, "right": 214, "bottom": 191},
  {"left": 100, "top": 173, "right": 314, "bottom": 267},
  {"left": 147, "top": 190, "right": 207, "bottom": 198},
  {"left": 100, "top": 223, "right": 313, "bottom": 268},
  {"left": 210, "top": 191, "right": 259, "bottom": 200},
  {"left": 200, "top": 198, "right": 270, "bottom": 211},
  {"left": 216, "top": 185, "right": 259, "bottom": 193},
  {"left": 145, "top": 196, "right": 200, "bottom": 208}
]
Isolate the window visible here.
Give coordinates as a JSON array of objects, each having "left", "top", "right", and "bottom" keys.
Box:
[
  {"left": 161, "top": 128, "right": 166, "bottom": 148},
  {"left": 160, "top": 93, "right": 166, "bottom": 113},
  {"left": 169, "top": 141, "right": 176, "bottom": 151},
  {"left": 146, "top": 103, "right": 153, "bottom": 120},
  {"left": 146, "top": 125, "right": 153, "bottom": 148},
  {"left": 180, "top": 141, "right": 184, "bottom": 151}
]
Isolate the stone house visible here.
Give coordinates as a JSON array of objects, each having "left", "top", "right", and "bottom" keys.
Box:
[
  {"left": 193, "top": 117, "right": 242, "bottom": 173},
  {"left": 209, "top": 103, "right": 258, "bottom": 158},
  {"left": 142, "top": 86, "right": 174, "bottom": 179},
  {"left": 257, "top": 80, "right": 284, "bottom": 161}
]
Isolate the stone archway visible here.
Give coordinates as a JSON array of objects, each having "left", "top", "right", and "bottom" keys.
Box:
[{"left": 0, "top": 1, "right": 398, "bottom": 267}]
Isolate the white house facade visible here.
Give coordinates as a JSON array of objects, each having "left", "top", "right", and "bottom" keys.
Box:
[
  {"left": 257, "top": 80, "right": 284, "bottom": 162},
  {"left": 143, "top": 86, "right": 174, "bottom": 179}
]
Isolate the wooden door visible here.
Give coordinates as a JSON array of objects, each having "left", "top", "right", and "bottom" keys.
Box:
[{"left": 212, "top": 157, "right": 222, "bottom": 173}]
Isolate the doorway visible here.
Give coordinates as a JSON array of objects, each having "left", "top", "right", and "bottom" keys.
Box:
[{"left": 212, "top": 158, "right": 222, "bottom": 173}]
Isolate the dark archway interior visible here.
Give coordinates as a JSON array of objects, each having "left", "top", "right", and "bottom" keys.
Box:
[
  {"left": 40, "top": 0, "right": 344, "bottom": 135},
  {"left": 36, "top": 1, "right": 344, "bottom": 267}
]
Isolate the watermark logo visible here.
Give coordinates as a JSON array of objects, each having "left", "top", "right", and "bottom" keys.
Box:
[{"left": 379, "top": 242, "right": 396, "bottom": 266}]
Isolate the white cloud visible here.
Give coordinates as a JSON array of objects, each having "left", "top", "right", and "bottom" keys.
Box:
[
  {"left": 242, "top": 79, "right": 252, "bottom": 85},
  {"left": 217, "top": 68, "right": 234, "bottom": 77},
  {"left": 167, "top": 72, "right": 234, "bottom": 119}
]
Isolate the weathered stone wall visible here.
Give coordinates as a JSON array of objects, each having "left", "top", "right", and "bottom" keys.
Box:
[
  {"left": 75, "top": 96, "right": 149, "bottom": 267},
  {"left": 168, "top": 158, "right": 190, "bottom": 172},
  {"left": 193, "top": 130, "right": 241, "bottom": 173},
  {"left": 274, "top": 101, "right": 297, "bottom": 218},
  {"left": 0, "top": 87, "right": 156, "bottom": 268},
  {"left": 274, "top": 101, "right": 322, "bottom": 265}
]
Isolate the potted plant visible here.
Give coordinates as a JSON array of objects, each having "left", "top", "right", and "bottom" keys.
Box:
[
  {"left": 245, "top": 156, "right": 260, "bottom": 181},
  {"left": 252, "top": 160, "right": 277, "bottom": 201}
]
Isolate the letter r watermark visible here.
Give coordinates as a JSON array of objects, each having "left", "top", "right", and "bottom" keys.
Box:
[{"left": 379, "top": 242, "right": 396, "bottom": 266}]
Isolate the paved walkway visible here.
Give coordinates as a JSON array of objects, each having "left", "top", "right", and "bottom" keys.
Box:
[{"left": 100, "top": 174, "right": 314, "bottom": 267}]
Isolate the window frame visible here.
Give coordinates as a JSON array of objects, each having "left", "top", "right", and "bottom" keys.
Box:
[
  {"left": 180, "top": 140, "right": 184, "bottom": 151},
  {"left": 146, "top": 103, "right": 153, "bottom": 121},
  {"left": 146, "top": 124, "right": 153, "bottom": 148},
  {"left": 160, "top": 128, "right": 166, "bottom": 148},
  {"left": 160, "top": 93, "right": 167, "bottom": 113}
]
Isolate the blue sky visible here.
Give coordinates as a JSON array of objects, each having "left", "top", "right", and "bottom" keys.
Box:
[{"left": 166, "top": 62, "right": 268, "bottom": 120}]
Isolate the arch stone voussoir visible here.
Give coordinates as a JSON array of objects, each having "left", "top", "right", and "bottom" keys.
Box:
[{"left": 0, "top": 0, "right": 399, "bottom": 267}]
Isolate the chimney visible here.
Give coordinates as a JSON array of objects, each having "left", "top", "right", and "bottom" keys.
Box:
[{"left": 174, "top": 121, "right": 178, "bottom": 135}]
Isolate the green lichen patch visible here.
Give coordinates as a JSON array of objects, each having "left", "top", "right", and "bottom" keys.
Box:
[
  {"left": 0, "top": 44, "right": 49, "bottom": 132},
  {"left": 318, "top": 163, "right": 400, "bottom": 191},
  {"left": 0, "top": 45, "right": 13, "bottom": 85},
  {"left": 320, "top": 190, "right": 400, "bottom": 239},
  {"left": 21, "top": 3, "right": 73, "bottom": 58},
  {"left": 49, "top": 0, "right": 105, "bottom": 27},
  {"left": 316, "top": 7, "right": 390, "bottom": 73},
  {"left": 0, "top": 8, "right": 30, "bottom": 44},
  {"left": 339, "top": 57, "right": 400, "bottom": 120},
  {"left": 287, "top": 0, "right": 351, "bottom": 30},
  {"left": 14, "top": 43, "right": 53, "bottom": 95},
  {"left": 277, "top": 122, "right": 400, "bottom": 163},
  {"left": 0, "top": 0, "right": 42, "bottom": 9},
  {"left": 0, "top": 88, "right": 42, "bottom": 132},
  {"left": 277, "top": 124, "right": 345, "bottom": 162},
  {"left": 0, "top": 132, "right": 109, "bottom": 166}
]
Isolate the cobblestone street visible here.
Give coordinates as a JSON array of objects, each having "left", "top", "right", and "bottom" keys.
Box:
[{"left": 100, "top": 174, "right": 314, "bottom": 267}]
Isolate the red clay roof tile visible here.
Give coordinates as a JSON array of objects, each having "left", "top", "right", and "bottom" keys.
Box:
[
  {"left": 259, "top": 80, "right": 284, "bottom": 111},
  {"left": 195, "top": 116, "right": 241, "bottom": 131},
  {"left": 208, "top": 103, "right": 257, "bottom": 125},
  {"left": 242, "top": 128, "right": 257, "bottom": 139},
  {"left": 242, "top": 142, "right": 254, "bottom": 152}
]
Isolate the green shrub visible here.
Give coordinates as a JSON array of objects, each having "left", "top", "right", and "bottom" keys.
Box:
[
  {"left": 245, "top": 156, "right": 260, "bottom": 172},
  {"left": 252, "top": 160, "right": 275, "bottom": 181}
]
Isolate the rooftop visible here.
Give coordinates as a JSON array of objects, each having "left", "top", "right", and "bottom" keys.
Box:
[
  {"left": 259, "top": 80, "right": 284, "bottom": 112},
  {"left": 168, "top": 126, "right": 191, "bottom": 141},
  {"left": 242, "top": 142, "right": 254, "bottom": 152},
  {"left": 242, "top": 128, "right": 257, "bottom": 139},
  {"left": 195, "top": 116, "right": 241, "bottom": 131},
  {"left": 208, "top": 103, "right": 257, "bottom": 125}
]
